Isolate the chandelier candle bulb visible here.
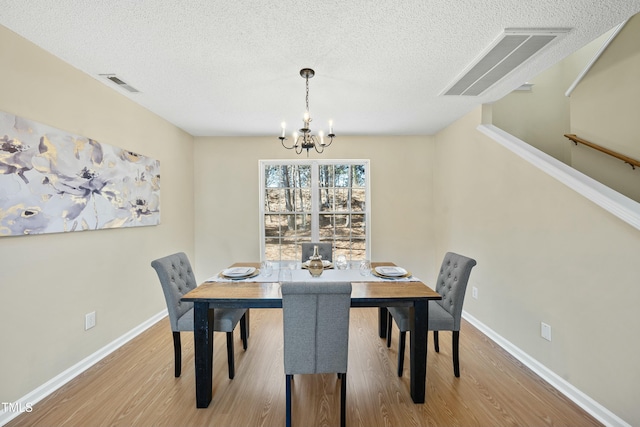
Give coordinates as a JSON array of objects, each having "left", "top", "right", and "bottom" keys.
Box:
[
  {"left": 329, "top": 120, "right": 334, "bottom": 135},
  {"left": 319, "top": 130, "right": 325, "bottom": 145},
  {"left": 281, "top": 122, "right": 286, "bottom": 138}
]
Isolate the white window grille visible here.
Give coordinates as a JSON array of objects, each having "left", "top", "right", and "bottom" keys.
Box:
[{"left": 259, "top": 159, "right": 370, "bottom": 262}]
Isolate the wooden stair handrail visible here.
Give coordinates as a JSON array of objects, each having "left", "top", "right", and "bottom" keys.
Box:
[{"left": 564, "top": 134, "right": 640, "bottom": 170}]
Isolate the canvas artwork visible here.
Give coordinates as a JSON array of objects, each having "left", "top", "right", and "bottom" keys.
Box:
[{"left": 0, "top": 111, "right": 160, "bottom": 236}]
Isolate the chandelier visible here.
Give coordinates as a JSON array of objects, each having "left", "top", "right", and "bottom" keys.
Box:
[{"left": 279, "top": 68, "right": 335, "bottom": 155}]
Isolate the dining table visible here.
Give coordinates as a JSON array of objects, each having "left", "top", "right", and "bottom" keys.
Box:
[{"left": 181, "top": 261, "right": 441, "bottom": 408}]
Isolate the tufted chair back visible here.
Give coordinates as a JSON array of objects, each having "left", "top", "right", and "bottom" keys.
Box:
[
  {"left": 434, "top": 252, "right": 477, "bottom": 330},
  {"left": 282, "top": 281, "right": 351, "bottom": 375},
  {"left": 151, "top": 252, "right": 198, "bottom": 332}
]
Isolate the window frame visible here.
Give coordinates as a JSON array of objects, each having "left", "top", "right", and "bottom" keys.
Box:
[{"left": 259, "top": 159, "right": 371, "bottom": 262}]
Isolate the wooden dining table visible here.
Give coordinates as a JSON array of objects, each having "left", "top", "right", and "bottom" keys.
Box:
[{"left": 181, "top": 262, "right": 441, "bottom": 408}]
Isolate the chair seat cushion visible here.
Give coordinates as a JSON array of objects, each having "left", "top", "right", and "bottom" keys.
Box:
[
  {"left": 427, "top": 302, "right": 455, "bottom": 331},
  {"left": 388, "top": 301, "right": 455, "bottom": 332},
  {"left": 177, "top": 307, "right": 246, "bottom": 332}
]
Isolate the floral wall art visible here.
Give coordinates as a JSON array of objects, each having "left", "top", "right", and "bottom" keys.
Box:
[{"left": 0, "top": 111, "right": 160, "bottom": 236}]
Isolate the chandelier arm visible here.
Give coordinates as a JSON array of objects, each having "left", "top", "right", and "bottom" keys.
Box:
[
  {"left": 322, "top": 135, "right": 334, "bottom": 148},
  {"left": 307, "top": 135, "right": 322, "bottom": 154},
  {"left": 280, "top": 137, "right": 295, "bottom": 150}
]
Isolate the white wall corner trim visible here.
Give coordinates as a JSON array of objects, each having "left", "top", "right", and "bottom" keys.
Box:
[
  {"left": 477, "top": 124, "right": 640, "bottom": 231},
  {"left": 462, "top": 311, "right": 632, "bottom": 427},
  {"left": 0, "top": 310, "right": 168, "bottom": 427},
  {"left": 565, "top": 19, "right": 629, "bottom": 97}
]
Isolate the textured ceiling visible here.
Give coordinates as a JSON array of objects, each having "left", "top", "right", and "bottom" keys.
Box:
[{"left": 1, "top": 1, "right": 639, "bottom": 137}]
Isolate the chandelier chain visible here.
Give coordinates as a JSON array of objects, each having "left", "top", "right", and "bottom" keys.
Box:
[{"left": 305, "top": 76, "right": 310, "bottom": 114}]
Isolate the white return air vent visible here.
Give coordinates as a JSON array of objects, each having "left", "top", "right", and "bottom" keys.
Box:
[
  {"left": 442, "top": 28, "right": 571, "bottom": 96},
  {"left": 99, "top": 74, "right": 140, "bottom": 93}
]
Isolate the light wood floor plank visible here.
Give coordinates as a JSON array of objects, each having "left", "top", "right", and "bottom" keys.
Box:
[{"left": 8, "top": 308, "right": 601, "bottom": 427}]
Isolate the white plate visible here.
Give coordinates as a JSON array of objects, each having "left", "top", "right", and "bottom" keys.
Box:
[
  {"left": 374, "top": 266, "right": 407, "bottom": 277},
  {"left": 222, "top": 267, "right": 256, "bottom": 277}
]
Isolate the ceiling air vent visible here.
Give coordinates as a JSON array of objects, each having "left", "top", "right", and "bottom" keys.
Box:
[
  {"left": 99, "top": 74, "right": 140, "bottom": 93},
  {"left": 442, "top": 28, "right": 571, "bottom": 96}
]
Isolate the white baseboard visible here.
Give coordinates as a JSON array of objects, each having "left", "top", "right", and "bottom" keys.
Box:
[
  {"left": 462, "top": 311, "right": 631, "bottom": 427},
  {"left": 0, "top": 309, "right": 167, "bottom": 427}
]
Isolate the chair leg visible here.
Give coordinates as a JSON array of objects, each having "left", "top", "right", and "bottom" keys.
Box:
[
  {"left": 340, "top": 372, "right": 347, "bottom": 427},
  {"left": 240, "top": 314, "right": 248, "bottom": 351},
  {"left": 386, "top": 312, "right": 393, "bottom": 347},
  {"left": 397, "top": 331, "right": 406, "bottom": 377},
  {"left": 453, "top": 330, "right": 460, "bottom": 377},
  {"left": 244, "top": 309, "right": 250, "bottom": 339},
  {"left": 226, "top": 332, "right": 235, "bottom": 379},
  {"left": 172, "top": 331, "right": 181, "bottom": 377},
  {"left": 286, "top": 374, "right": 293, "bottom": 427},
  {"left": 434, "top": 330, "right": 440, "bottom": 352}
]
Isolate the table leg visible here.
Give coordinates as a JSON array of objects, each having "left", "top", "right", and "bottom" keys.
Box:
[
  {"left": 378, "top": 307, "right": 388, "bottom": 338},
  {"left": 410, "top": 300, "right": 427, "bottom": 403},
  {"left": 194, "top": 302, "right": 214, "bottom": 408}
]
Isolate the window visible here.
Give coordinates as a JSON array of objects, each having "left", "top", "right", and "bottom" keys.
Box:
[{"left": 260, "top": 159, "right": 370, "bottom": 262}]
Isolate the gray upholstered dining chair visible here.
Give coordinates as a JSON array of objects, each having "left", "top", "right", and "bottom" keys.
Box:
[
  {"left": 386, "top": 252, "right": 476, "bottom": 377},
  {"left": 282, "top": 281, "right": 352, "bottom": 427},
  {"left": 151, "top": 252, "right": 248, "bottom": 379},
  {"left": 301, "top": 242, "right": 333, "bottom": 262}
]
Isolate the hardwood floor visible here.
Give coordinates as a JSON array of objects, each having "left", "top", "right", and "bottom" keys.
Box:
[{"left": 8, "top": 308, "right": 601, "bottom": 427}]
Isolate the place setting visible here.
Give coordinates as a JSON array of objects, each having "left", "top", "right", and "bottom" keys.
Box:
[
  {"left": 371, "top": 266, "right": 415, "bottom": 281},
  {"left": 216, "top": 266, "right": 260, "bottom": 281}
]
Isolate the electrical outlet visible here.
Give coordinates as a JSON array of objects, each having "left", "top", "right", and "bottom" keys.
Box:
[
  {"left": 85, "top": 311, "right": 96, "bottom": 330},
  {"left": 541, "top": 322, "right": 551, "bottom": 341},
  {"left": 472, "top": 286, "right": 478, "bottom": 299}
]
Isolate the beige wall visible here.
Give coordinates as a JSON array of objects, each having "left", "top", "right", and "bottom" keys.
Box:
[
  {"left": 492, "top": 29, "right": 613, "bottom": 165},
  {"left": 0, "top": 26, "right": 195, "bottom": 402},
  {"left": 570, "top": 13, "right": 640, "bottom": 202},
  {"left": 494, "top": 15, "right": 640, "bottom": 203},
  {"left": 435, "top": 107, "right": 640, "bottom": 426},
  {"left": 193, "top": 136, "right": 438, "bottom": 284}
]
